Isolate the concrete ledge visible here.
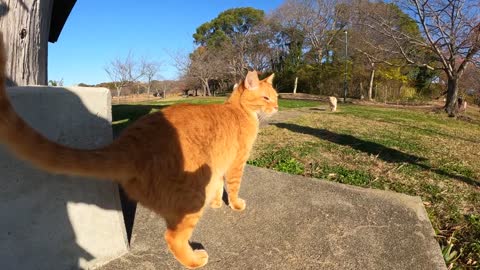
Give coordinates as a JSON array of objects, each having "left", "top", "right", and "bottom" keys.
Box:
[
  {"left": 0, "top": 86, "right": 128, "bottom": 269},
  {"left": 99, "top": 166, "right": 446, "bottom": 270}
]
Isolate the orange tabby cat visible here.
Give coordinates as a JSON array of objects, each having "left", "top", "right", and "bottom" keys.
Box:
[{"left": 0, "top": 34, "right": 278, "bottom": 269}]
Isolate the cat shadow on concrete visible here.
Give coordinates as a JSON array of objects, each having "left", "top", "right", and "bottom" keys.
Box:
[{"left": 274, "top": 123, "right": 479, "bottom": 187}]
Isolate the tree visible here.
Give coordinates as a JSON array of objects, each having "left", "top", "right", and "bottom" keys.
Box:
[
  {"left": 410, "top": 0, "right": 480, "bottom": 116},
  {"left": 156, "top": 80, "right": 175, "bottom": 98},
  {"left": 140, "top": 58, "right": 162, "bottom": 95},
  {"left": 267, "top": 12, "right": 306, "bottom": 93},
  {"left": 241, "top": 22, "right": 274, "bottom": 72},
  {"left": 193, "top": 7, "right": 266, "bottom": 82},
  {"left": 172, "top": 47, "right": 226, "bottom": 96},
  {"left": 193, "top": 7, "right": 264, "bottom": 47},
  {"left": 347, "top": 2, "right": 425, "bottom": 100},
  {"left": 189, "top": 47, "right": 226, "bottom": 96},
  {"left": 360, "top": 0, "right": 480, "bottom": 116},
  {"left": 48, "top": 79, "right": 64, "bottom": 87},
  {"left": 104, "top": 52, "right": 144, "bottom": 97},
  {"left": 271, "top": 0, "right": 344, "bottom": 63}
]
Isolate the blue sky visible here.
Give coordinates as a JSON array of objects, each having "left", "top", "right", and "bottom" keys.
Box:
[{"left": 48, "top": 0, "right": 284, "bottom": 86}]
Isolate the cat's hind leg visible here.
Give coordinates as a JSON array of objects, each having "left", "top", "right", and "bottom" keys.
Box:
[
  {"left": 210, "top": 179, "right": 224, "bottom": 209},
  {"left": 165, "top": 211, "right": 208, "bottom": 269}
]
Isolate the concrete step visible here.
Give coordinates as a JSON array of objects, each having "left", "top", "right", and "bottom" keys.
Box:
[
  {"left": 0, "top": 87, "right": 128, "bottom": 270},
  {"left": 98, "top": 165, "right": 446, "bottom": 270}
]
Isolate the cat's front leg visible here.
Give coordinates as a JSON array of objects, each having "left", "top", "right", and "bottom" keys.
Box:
[{"left": 225, "top": 163, "right": 247, "bottom": 211}]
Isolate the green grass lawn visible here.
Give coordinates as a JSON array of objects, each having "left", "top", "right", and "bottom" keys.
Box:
[
  {"left": 112, "top": 97, "right": 320, "bottom": 134},
  {"left": 112, "top": 97, "right": 226, "bottom": 135},
  {"left": 112, "top": 98, "right": 480, "bottom": 268}
]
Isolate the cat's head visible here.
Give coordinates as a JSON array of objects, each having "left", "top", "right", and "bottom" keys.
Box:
[{"left": 239, "top": 71, "right": 279, "bottom": 117}]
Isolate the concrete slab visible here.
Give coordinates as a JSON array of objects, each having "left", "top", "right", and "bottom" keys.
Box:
[
  {"left": 0, "top": 86, "right": 128, "bottom": 270},
  {"left": 98, "top": 166, "right": 446, "bottom": 270}
]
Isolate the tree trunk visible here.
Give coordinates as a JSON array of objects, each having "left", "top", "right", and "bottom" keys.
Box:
[
  {"left": 200, "top": 78, "right": 208, "bottom": 96},
  {"left": 445, "top": 77, "right": 459, "bottom": 117},
  {"left": 0, "top": 0, "right": 54, "bottom": 86},
  {"left": 293, "top": 77, "right": 298, "bottom": 94},
  {"left": 359, "top": 82, "right": 364, "bottom": 99},
  {"left": 383, "top": 85, "right": 387, "bottom": 103},
  {"left": 368, "top": 64, "right": 375, "bottom": 101},
  {"left": 206, "top": 83, "right": 211, "bottom": 96}
]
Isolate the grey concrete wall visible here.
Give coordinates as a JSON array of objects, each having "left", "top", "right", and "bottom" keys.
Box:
[{"left": 0, "top": 86, "right": 128, "bottom": 269}]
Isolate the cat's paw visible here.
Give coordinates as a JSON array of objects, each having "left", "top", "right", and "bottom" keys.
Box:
[
  {"left": 230, "top": 198, "right": 246, "bottom": 211},
  {"left": 210, "top": 199, "right": 223, "bottom": 209},
  {"left": 183, "top": 250, "right": 209, "bottom": 269}
]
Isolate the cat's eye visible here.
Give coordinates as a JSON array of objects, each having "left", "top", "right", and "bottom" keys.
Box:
[{"left": 263, "top": 96, "right": 270, "bottom": 101}]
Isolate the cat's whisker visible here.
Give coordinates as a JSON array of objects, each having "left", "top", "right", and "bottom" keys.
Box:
[{"left": 257, "top": 112, "right": 269, "bottom": 123}]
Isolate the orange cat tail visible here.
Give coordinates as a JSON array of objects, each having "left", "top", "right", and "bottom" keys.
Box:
[{"left": 0, "top": 33, "right": 133, "bottom": 182}]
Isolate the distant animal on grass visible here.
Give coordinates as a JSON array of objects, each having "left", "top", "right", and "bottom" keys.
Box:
[
  {"left": 0, "top": 34, "right": 278, "bottom": 269},
  {"left": 328, "top": 96, "right": 337, "bottom": 112}
]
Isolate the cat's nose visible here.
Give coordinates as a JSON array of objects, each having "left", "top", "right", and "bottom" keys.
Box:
[{"left": 274, "top": 106, "right": 279, "bottom": 110}]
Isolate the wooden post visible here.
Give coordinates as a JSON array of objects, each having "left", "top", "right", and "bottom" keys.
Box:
[
  {"left": 293, "top": 76, "right": 298, "bottom": 94},
  {"left": 0, "top": 0, "right": 54, "bottom": 86}
]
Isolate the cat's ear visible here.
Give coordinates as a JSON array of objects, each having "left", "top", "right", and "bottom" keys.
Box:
[
  {"left": 264, "top": 73, "right": 275, "bottom": 84},
  {"left": 244, "top": 71, "right": 260, "bottom": 90}
]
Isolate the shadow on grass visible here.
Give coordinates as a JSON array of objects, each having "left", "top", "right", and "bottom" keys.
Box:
[
  {"left": 275, "top": 123, "right": 480, "bottom": 187},
  {"left": 309, "top": 108, "right": 327, "bottom": 112},
  {"left": 112, "top": 104, "right": 167, "bottom": 136},
  {"left": 375, "top": 119, "right": 480, "bottom": 144}
]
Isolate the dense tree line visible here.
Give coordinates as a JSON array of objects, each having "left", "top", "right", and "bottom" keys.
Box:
[{"left": 180, "top": 0, "right": 480, "bottom": 116}]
